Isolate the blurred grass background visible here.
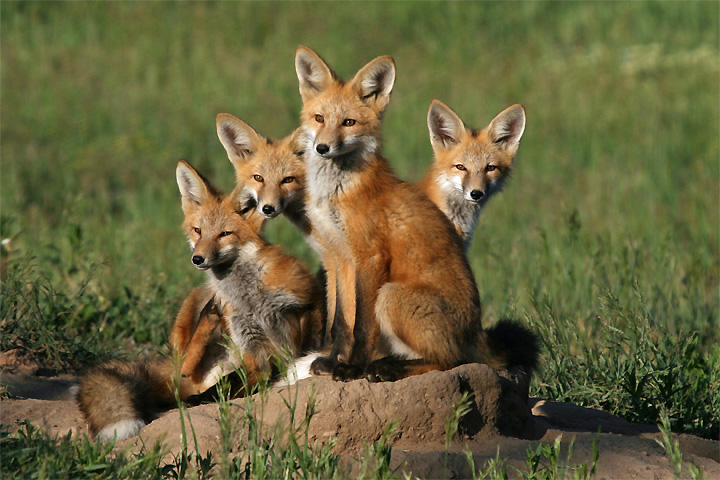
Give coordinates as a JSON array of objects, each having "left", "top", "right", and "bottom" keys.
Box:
[{"left": 1, "top": 2, "right": 718, "bottom": 437}]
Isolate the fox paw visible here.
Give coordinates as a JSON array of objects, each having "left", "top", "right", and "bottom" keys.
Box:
[
  {"left": 310, "top": 356, "right": 335, "bottom": 375},
  {"left": 365, "top": 358, "right": 405, "bottom": 382},
  {"left": 332, "top": 362, "right": 365, "bottom": 382}
]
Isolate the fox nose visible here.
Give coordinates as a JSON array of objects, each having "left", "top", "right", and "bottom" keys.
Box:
[
  {"left": 316, "top": 144, "right": 330, "bottom": 155},
  {"left": 192, "top": 255, "right": 204, "bottom": 266},
  {"left": 262, "top": 205, "right": 275, "bottom": 216},
  {"left": 470, "top": 190, "right": 485, "bottom": 201}
]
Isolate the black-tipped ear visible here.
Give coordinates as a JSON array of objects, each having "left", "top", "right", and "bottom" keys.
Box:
[
  {"left": 428, "top": 100, "right": 466, "bottom": 152},
  {"left": 216, "top": 113, "right": 264, "bottom": 165},
  {"left": 487, "top": 105, "right": 526, "bottom": 155},
  {"left": 295, "top": 46, "right": 336, "bottom": 102},
  {"left": 351, "top": 56, "right": 396, "bottom": 111},
  {"left": 176, "top": 160, "right": 214, "bottom": 213}
]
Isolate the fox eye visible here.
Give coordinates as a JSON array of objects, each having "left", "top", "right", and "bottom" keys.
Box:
[
  {"left": 455, "top": 164, "right": 466, "bottom": 171},
  {"left": 193, "top": 227, "right": 201, "bottom": 235},
  {"left": 253, "top": 174, "right": 264, "bottom": 182},
  {"left": 342, "top": 119, "right": 356, "bottom": 127},
  {"left": 315, "top": 114, "right": 324, "bottom": 123},
  {"left": 218, "top": 231, "right": 233, "bottom": 238},
  {"left": 485, "top": 164, "right": 497, "bottom": 172},
  {"left": 281, "top": 176, "right": 295, "bottom": 184}
]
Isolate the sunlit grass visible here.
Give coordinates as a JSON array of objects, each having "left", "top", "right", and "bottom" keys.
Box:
[{"left": 1, "top": 0, "right": 717, "bottom": 446}]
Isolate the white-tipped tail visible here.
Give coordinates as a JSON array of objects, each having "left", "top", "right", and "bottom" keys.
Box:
[
  {"left": 96, "top": 419, "right": 146, "bottom": 442},
  {"left": 273, "top": 352, "right": 321, "bottom": 387}
]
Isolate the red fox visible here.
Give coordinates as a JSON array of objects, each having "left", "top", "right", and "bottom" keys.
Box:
[
  {"left": 420, "top": 100, "right": 526, "bottom": 250},
  {"left": 76, "top": 160, "right": 323, "bottom": 440},
  {"left": 294, "top": 46, "right": 538, "bottom": 382},
  {"left": 215, "top": 113, "right": 312, "bottom": 237}
]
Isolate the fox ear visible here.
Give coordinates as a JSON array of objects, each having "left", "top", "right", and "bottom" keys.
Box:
[
  {"left": 216, "top": 113, "right": 264, "bottom": 165},
  {"left": 295, "top": 46, "right": 336, "bottom": 102},
  {"left": 288, "top": 127, "right": 309, "bottom": 158},
  {"left": 428, "top": 100, "right": 466, "bottom": 152},
  {"left": 176, "top": 160, "right": 212, "bottom": 213},
  {"left": 351, "top": 56, "right": 396, "bottom": 111},
  {"left": 487, "top": 104, "right": 526, "bottom": 155}
]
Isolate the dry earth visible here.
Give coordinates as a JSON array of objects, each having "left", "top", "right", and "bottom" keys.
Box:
[{"left": 1, "top": 350, "right": 718, "bottom": 479}]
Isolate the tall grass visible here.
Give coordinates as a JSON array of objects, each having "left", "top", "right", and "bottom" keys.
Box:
[{"left": 1, "top": 0, "right": 718, "bottom": 442}]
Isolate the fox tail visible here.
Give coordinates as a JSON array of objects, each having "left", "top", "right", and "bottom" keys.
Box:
[
  {"left": 75, "top": 358, "right": 180, "bottom": 441},
  {"left": 483, "top": 318, "right": 540, "bottom": 375}
]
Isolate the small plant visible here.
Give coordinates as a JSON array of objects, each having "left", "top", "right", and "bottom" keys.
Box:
[
  {"left": 656, "top": 409, "right": 705, "bottom": 480},
  {"left": 0, "top": 421, "right": 168, "bottom": 479},
  {"left": 464, "top": 435, "right": 600, "bottom": 480},
  {"left": 465, "top": 447, "right": 509, "bottom": 480},
  {"left": 357, "top": 421, "right": 401, "bottom": 480}
]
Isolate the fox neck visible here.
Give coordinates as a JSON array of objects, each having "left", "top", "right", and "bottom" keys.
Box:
[
  {"left": 206, "top": 244, "right": 264, "bottom": 306},
  {"left": 306, "top": 147, "right": 378, "bottom": 202},
  {"left": 433, "top": 175, "right": 485, "bottom": 251}
]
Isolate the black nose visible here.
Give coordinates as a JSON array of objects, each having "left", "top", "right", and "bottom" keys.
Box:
[
  {"left": 470, "top": 190, "right": 484, "bottom": 201},
  {"left": 262, "top": 205, "right": 275, "bottom": 216},
  {"left": 192, "top": 255, "right": 204, "bottom": 265},
  {"left": 316, "top": 144, "right": 330, "bottom": 155}
]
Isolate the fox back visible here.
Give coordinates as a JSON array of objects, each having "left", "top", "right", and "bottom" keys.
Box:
[{"left": 421, "top": 101, "right": 525, "bottom": 249}]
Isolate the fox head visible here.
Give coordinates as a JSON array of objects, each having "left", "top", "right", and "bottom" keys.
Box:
[
  {"left": 216, "top": 113, "right": 307, "bottom": 219},
  {"left": 428, "top": 100, "right": 525, "bottom": 205},
  {"left": 294, "top": 46, "right": 396, "bottom": 162},
  {"left": 176, "top": 160, "right": 262, "bottom": 271}
]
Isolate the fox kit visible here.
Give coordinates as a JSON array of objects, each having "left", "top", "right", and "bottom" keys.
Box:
[
  {"left": 77, "top": 160, "right": 322, "bottom": 441},
  {"left": 420, "top": 100, "right": 525, "bottom": 251},
  {"left": 294, "top": 46, "right": 538, "bottom": 382},
  {"left": 216, "top": 113, "right": 312, "bottom": 236}
]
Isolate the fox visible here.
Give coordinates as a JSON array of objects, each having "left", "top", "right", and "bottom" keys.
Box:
[
  {"left": 215, "top": 113, "right": 340, "bottom": 345},
  {"left": 76, "top": 160, "right": 323, "bottom": 441},
  {"left": 293, "top": 45, "right": 539, "bottom": 383},
  {"left": 420, "top": 100, "right": 526, "bottom": 251},
  {"left": 215, "top": 113, "right": 312, "bottom": 237}
]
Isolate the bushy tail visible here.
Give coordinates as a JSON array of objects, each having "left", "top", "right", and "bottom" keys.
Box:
[
  {"left": 485, "top": 319, "right": 540, "bottom": 375},
  {"left": 76, "top": 358, "right": 179, "bottom": 441}
]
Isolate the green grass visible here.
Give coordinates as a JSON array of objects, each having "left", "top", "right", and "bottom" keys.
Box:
[{"left": 0, "top": 0, "right": 718, "bottom": 473}]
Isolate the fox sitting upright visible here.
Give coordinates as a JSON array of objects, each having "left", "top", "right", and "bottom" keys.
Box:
[
  {"left": 420, "top": 100, "right": 526, "bottom": 251},
  {"left": 294, "top": 46, "right": 538, "bottom": 382},
  {"left": 76, "top": 160, "right": 323, "bottom": 441}
]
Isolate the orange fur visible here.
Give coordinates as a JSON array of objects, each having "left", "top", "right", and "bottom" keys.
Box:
[
  {"left": 295, "top": 46, "right": 490, "bottom": 381},
  {"left": 420, "top": 100, "right": 525, "bottom": 250}
]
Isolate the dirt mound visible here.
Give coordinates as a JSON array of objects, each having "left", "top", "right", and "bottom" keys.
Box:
[{"left": 2, "top": 362, "right": 718, "bottom": 479}]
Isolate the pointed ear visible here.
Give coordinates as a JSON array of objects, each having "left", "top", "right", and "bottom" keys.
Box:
[
  {"left": 487, "top": 104, "right": 526, "bottom": 155},
  {"left": 216, "top": 113, "right": 264, "bottom": 165},
  {"left": 350, "top": 55, "right": 395, "bottom": 111},
  {"left": 287, "top": 127, "right": 309, "bottom": 158},
  {"left": 176, "top": 160, "right": 213, "bottom": 214},
  {"left": 295, "top": 46, "right": 336, "bottom": 102},
  {"left": 229, "top": 187, "right": 266, "bottom": 234},
  {"left": 427, "top": 100, "right": 466, "bottom": 153}
]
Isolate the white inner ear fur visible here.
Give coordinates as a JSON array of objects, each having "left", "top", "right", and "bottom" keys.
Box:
[
  {"left": 356, "top": 61, "right": 395, "bottom": 100},
  {"left": 295, "top": 49, "right": 333, "bottom": 95},
  {"left": 490, "top": 107, "right": 526, "bottom": 147},
  {"left": 219, "top": 122, "right": 255, "bottom": 158},
  {"left": 429, "top": 103, "right": 464, "bottom": 149},
  {"left": 177, "top": 168, "right": 206, "bottom": 204}
]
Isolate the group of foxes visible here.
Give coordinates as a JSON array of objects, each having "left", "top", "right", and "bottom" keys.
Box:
[{"left": 76, "top": 46, "right": 539, "bottom": 441}]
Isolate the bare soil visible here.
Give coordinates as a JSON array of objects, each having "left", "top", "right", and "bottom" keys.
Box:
[{"left": 1, "top": 351, "right": 718, "bottom": 479}]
